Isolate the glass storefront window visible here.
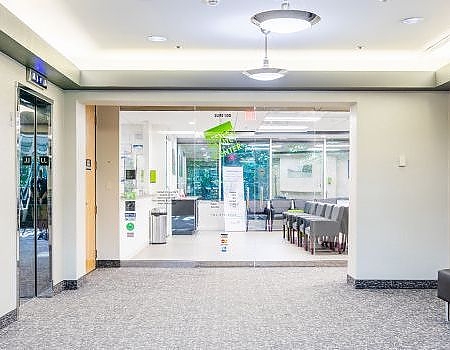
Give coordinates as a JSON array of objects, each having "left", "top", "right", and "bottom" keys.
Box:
[
  {"left": 272, "top": 142, "right": 323, "bottom": 200},
  {"left": 325, "top": 141, "right": 349, "bottom": 199},
  {"left": 221, "top": 141, "right": 270, "bottom": 201},
  {"left": 178, "top": 143, "right": 220, "bottom": 200}
]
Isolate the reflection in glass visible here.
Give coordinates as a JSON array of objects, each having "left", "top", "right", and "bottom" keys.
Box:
[
  {"left": 272, "top": 142, "right": 323, "bottom": 200},
  {"left": 178, "top": 143, "right": 220, "bottom": 200},
  {"left": 18, "top": 88, "right": 52, "bottom": 299},
  {"left": 221, "top": 141, "right": 270, "bottom": 201}
]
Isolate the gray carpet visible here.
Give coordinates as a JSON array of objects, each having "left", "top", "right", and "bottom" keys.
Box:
[{"left": 0, "top": 267, "right": 449, "bottom": 350}]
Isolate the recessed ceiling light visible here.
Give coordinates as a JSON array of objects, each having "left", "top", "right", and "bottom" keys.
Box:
[
  {"left": 258, "top": 125, "right": 308, "bottom": 131},
  {"left": 188, "top": 121, "right": 196, "bottom": 125},
  {"left": 202, "top": 0, "right": 220, "bottom": 6},
  {"left": 401, "top": 17, "right": 424, "bottom": 24},
  {"left": 147, "top": 35, "right": 167, "bottom": 42},
  {"left": 251, "top": 0, "right": 320, "bottom": 34},
  {"left": 356, "top": 45, "right": 365, "bottom": 50}
]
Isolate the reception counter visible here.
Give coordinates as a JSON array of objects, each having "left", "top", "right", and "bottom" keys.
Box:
[{"left": 171, "top": 197, "right": 199, "bottom": 235}]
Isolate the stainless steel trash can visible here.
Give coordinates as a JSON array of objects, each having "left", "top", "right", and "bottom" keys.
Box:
[{"left": 150, "top": 208, "right": 167, "bottom": 244}]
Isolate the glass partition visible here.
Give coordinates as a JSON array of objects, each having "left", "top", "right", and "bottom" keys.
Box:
[
  {"left": 325, "top": 140, "right": 349, "bottom": 199},
  {"left": 221, "top": 140, "right": 269, "bottom": 201},
  {"left": 178, "top": 143, "right": 219, "bottom": 200},
  {"left": 271, "top": 142, "right": 324, "bottom": 200}
]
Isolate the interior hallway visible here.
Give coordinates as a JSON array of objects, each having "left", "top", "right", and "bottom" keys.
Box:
[{"left": 1, "top": 267, "right": 448, "bottom": 350}]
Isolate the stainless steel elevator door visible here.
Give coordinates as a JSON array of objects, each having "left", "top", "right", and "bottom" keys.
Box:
[{"left": 18, "top": 88, "right": 52, "bottom": 298}]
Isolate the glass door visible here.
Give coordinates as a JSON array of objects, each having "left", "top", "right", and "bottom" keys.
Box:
[{"left": 17, "top": 87, "right": 52, "bottom": 298}]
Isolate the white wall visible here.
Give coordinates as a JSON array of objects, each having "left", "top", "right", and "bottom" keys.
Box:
[
  {"left": 0, "top": 51, "right": 64, "bottom": 318},
  {"left": 68, "top": 90, "right": 449, "bottom": 281},
  {"left": 1, "top": 58, "right": 448, "bottom": 323}
]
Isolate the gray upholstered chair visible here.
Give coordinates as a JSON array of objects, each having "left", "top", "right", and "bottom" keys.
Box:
[
  {"left": 304, "top": 205, "right": 345, "bottom": 254},
  {"left": 268, "top": 199, "right": 292, "bottom": 231},
  {"left": 246, "top": 200, "right": 268, "bottom": 231},
  {"left": 438, "top": 269, "right": 450, "bottom": 321}
]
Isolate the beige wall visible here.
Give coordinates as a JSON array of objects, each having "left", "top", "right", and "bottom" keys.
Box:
[{"left": 96, "top": 106, "right": 120, "bottom": 260}]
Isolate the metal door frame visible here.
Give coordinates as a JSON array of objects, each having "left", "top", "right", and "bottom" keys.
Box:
[{"left": 15, "top": 83, "right": 54, "bottom": 309}]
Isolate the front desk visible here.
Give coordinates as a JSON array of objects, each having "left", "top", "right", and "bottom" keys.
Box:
[{"left": 171, "top": 197, "right": 199, "bottom": 234}]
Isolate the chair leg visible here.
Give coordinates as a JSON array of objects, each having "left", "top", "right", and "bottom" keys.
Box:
[{"left": 446, "top": 302, "right": 449, "bottom": 322}]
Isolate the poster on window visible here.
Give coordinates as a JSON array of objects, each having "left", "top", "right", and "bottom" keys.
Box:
[{"left": 222, "top": 166, "right": 246, "bottom": 232}]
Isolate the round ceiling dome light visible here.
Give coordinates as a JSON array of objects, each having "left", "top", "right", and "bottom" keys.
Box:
[
  {"left": 202, "top": 0, "right": 220, "bottom": 6},
  {"left": 401, "top": 17, "right": 424, "bottom": 24},
  {"left": 147, "top": 35, "right": 167, "bottom": 42},
  {"left": 243, "top": 66, "right": 287, "bottom": 81},
  {"left": 251, "top": 1, "right": 320, "bottom": 34}
]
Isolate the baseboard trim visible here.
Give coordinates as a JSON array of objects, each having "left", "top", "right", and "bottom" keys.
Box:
[
  {"left": 118, "top": 260, "right": 347, "bottom": 268},
  {"left": 0, "top": 309, "right": 17, "bottom": 330},
  {"left": 347, "top": 274, "right": 437, "bottom": 289},
  {"left": 53, "top": 280, "right": 65, "bottom": 295},
  {"left": 52, "top": 275, "right": 87, "bottom": 293},
  {"left": 64, "top": 275, "right": 87, "bottom": 290},
  {"left": 97, "top": 260, "right": 121, "bottom": 268}
]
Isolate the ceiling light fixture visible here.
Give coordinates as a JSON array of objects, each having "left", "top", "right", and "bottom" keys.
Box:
[
  {"left": 258, "top": 125, "right": 308, "bottom": 131},
  {"left": 243, "top": 30, "right": 287, "bottom": 81},
  {"left": 401, "top": 17, "right": 424, "bottom": 24},
  {"left": 202, "top": 0, "right": 220, "bottom": 6},
  {"left": 264, "top": 116, "right": 321, "bottom": 122},
  {"left": 147, "top": 35, "right": 167, "bottom": 42},
  {"left": 251, "top": 0, "right": 320, "bottom": 34}
]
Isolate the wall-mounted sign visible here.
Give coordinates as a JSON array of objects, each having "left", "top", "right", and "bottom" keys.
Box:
[
  {"left": 220, "top": 233, "right": 229, "bottom": 252},
  {"left": 22, "top": 156, "right": 32, "bottom": 166},
  {"left": 125, "top": 212, "right": 136, "bottom": 221},
  {"left": 125, "top": 201, "right": 136, "bottom": 212},
  {"left": 127, "top": 232, "right": 134, "bottom": 238},
  {"left": 86, "top": 159, "right": 92, "bottom": 170},
  {"left": 125, "top": 169, "right": 136, "bottom": 180},
  {"left": 204, "top": 121, "right": 242, "bottom": 158},
  {"left": 39, "top": 156, "right": 49, "bottom": 166},
  {"left": 26, "top": 68, "right": 48, "bottom": 89},
  {"left": 214, "top": 113, "right": 232, "bottom": 118},
  {"left": 126, "top": 222, "right": 135, "bottom": 231},
  {"left": 150, "top": 170, "right": 157, "bottom": 183}
]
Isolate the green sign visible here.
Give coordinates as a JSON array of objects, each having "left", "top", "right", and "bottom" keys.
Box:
[
  {"left": 150, "top": 170, "right": 157, "bottom": 183},
  {"left": 125, "top": 191, "right": 136, "bottom": 200},
  {"left": 204, "top": 121, "right": 242, "bottom": 158},
  {"left": 126, "top": 222, "right": 135, "bottom": 231}
]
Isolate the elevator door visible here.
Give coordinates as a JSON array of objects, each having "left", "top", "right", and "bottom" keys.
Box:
[{"left": 18, "top": 87, "right": 52, "bottom": 298}]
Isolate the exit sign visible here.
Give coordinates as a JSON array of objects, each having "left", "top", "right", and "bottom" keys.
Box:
[{"left": 27, "top": 68, "right": 48, "bottom": 89}]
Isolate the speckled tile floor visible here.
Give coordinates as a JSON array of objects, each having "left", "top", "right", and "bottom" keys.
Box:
[
  {"left": 132, "top": 230, "right": 348, "bottom": 262},
  {"left": 0, "top": 267, "right": 449, "bottom": 350}
]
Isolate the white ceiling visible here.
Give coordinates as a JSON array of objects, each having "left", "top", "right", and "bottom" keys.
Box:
[{"left": 1, "top": 0, "right": 450, "bottom": 72}]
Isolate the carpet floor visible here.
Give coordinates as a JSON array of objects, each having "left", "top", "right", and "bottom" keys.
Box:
[{"left": 0, "top": 267, "right": 449, "bottom": 350}]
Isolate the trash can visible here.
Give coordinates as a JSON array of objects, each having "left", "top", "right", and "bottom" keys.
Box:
[{"left": 150, "top": 208, "right": 167, "bottom": 244}]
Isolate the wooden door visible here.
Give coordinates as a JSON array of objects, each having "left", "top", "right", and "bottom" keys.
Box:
[{"left": 85, "top": 105, "right": 97, "bottom": 273}]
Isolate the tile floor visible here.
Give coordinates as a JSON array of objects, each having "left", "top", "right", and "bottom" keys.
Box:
[{"left": 132, "top": 230, "right": 348, "bottom": 263}]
